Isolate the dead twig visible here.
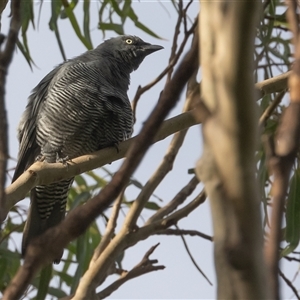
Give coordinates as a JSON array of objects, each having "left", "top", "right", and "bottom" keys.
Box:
[
  {"left": 175, "top": 225, "right": 212, "bottom": 285},
  {"left": 155, "top": 228, "right": 212, "bottom": 242},
  {"left": 278, "top": 268, "right": 300, "bottom": 300},
  {"left": 96, "top": 244, "right": 165, "bottom": 299}
]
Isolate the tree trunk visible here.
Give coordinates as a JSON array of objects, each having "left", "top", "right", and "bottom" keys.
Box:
[{"left": 196, "top": 2, "right": 269, "bottom": 298}]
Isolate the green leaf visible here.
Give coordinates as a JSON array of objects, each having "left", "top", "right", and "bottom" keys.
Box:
[
  {"left": 83, "top": 0, "right": 92, "bottom": 47},
  {"left": 127, "top": 7, "right": 161, "bottom": 39},
  {"left": 36, "top": 264, "right": 52, "bottom": 300},
  {"left": 130, "top": 178, "right": 144, "bottom": 189},
  {"left": 110, "top": 0, "right": 123, "bottom": 17},
  {"left": 0, "top": 257, "right": 8, "bottom": 290},
  {"left": 48, "top": 287, "right": 67, "bottom": 298},
  {"left": 86, "top": 171, "right": 107, "bottom": 187},
  {"left": 125, "top": 200, "right": 161, "bottom": 211},
  {"left": 21, "top": 0, "right": 35, "bottom": 29},
  {"left": 121, "top": 0, "right": 132, "bottom": 24},
  {"left": 282, "top": 168, "right": 300, "bottom": 256},
  {"left": 144, "top": 201, "right": 161, "bottom": 211},
  {"left": 71, "top": 230, "right": 89, "bottom": 293},
  {"left": 89, "top": 221, "right": 102, "bottom": 250},
  {"left": 49, "top": 0, "right": 66, "bottom": 61},
  {"left": 60, "top": 0, "right": 79, "bottom": 18},
  {"left": 61, "top": 0, "right": 93, "bottom": 50},
  {"left": 70, "top": 191, "right": 91, "bottom": 210},
  {"left": 74, "top": 174, "right": 88, "bottom": 190},
  {"left": 54, "top": 271, "right": 74, "bottom": 287},
  {"left": 99, "top": 22, "right": 124, "bottom": 35},
  {"left": 17, "top": 0, "right": 36, "bottom": 67}
]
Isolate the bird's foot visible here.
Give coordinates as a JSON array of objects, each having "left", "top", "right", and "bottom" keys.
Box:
[
  {"left": 56, "top": 152, "right": 71, "bottom": 166},
  {"left": 35, "top": 155, "right": 45, "bottom": 162}
]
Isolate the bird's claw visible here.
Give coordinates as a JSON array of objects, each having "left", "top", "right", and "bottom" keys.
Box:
[
  {"left": 56, "top": 152, "right": 71, "bottom": 166},
  {"left": 35, "top": 155, "right": 45, "bottom": 162}
]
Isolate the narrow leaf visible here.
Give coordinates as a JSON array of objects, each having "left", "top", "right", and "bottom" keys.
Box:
[
  {"left": 61, "top": 0, "right": 93, "bottom": 49},
  {"left": 127, "top": 7, "right": 161, "bottom": 39},
  {"left": 99, "top": 22, "right": 124, "bottom": 35},
  {"left": 36, "top": 264, "right": 52, "bottom": 300},
  {"left": 83, "top": 0, "right": 92, "bottom": 47},
  {"left": 282, "top": 168, "right": 300, "bottom": 256}
]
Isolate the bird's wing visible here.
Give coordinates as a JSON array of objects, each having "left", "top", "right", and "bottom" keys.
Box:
[
  {"left": 12, "top": 66, "right": 63, "bottom": 182},
  {"left": 37, "top": 61, "right": 133, "bottom": 153}
]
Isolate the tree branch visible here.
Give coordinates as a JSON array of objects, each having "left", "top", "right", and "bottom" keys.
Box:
[
  {"left": 264, "top": 2, "right": 300, "bottom": 298},
  {"left": 0, "top": 0, "right": 21, "bottom": 224},
  {"left": 255, "top": 71, "right": 291, "bottom": 99},
  {"left": 3, "top": 109, "right": 199, "bottom": 222}
]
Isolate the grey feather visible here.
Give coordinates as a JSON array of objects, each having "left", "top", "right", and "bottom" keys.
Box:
[{"left": 13, "top": 35, "right": 163, "bottom": 263}]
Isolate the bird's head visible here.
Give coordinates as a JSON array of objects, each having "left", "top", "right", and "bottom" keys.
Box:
[{"left": 100, "top": 35, "right": 164, "bottom": 72}]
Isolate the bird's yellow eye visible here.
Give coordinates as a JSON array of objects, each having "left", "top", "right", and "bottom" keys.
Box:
[{"left": 125, "top": 39, "right": 133, "bottom": 45}]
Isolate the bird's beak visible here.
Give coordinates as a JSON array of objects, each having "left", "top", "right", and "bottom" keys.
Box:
[{"left": 142, "top": 43, "right": 164, "bottom": 56}]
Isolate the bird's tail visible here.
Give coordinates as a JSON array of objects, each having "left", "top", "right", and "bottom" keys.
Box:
[{"left": 22, "top": 178, "right": 74, "bottom": 263}]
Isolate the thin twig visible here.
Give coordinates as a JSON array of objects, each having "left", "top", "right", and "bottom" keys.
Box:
[
  {"left": 175, "top": 225, "right": 212, "bottom": 285},
  {"left": 278, "top": 268, "right": 300, "bottom": 300},
  {"left": 146, "top": 175, "right": 199, "bottom": 225},
  {"left": 284, "top": 255, "right": 300, "bottom": 263},
  {"left": 96, "top": 244, "right": 165, "bottom": 299},
  {"left": 259, "top": 90, "right": 286, "bottom": 128},
  {"left": 167, "top": 0, "right": 183, "bottom": 83},
  {"left": 155, "top": 228, "right": 212, "bottom": 242}
]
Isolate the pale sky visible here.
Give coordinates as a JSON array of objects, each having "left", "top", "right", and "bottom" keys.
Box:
[{"left": 3, "top": 1, "right": 298, "bottom": 299}]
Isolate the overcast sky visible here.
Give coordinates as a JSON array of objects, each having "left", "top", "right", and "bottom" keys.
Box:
[{"left": 2, "top": 1, "right": 299, "bottom": 299}]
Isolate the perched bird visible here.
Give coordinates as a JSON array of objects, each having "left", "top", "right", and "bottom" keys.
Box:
[{"left": 12, "top": 35, "right": 163, "bottom": 262}]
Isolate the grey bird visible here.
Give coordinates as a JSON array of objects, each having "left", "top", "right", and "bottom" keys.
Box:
[{"left": 12, "top": 35, "right": 163, "bottom": 263}]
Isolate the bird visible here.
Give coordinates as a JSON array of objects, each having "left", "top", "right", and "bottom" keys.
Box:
[{"left": 12, "top": 35, "right": 163, "bottom": 263}]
